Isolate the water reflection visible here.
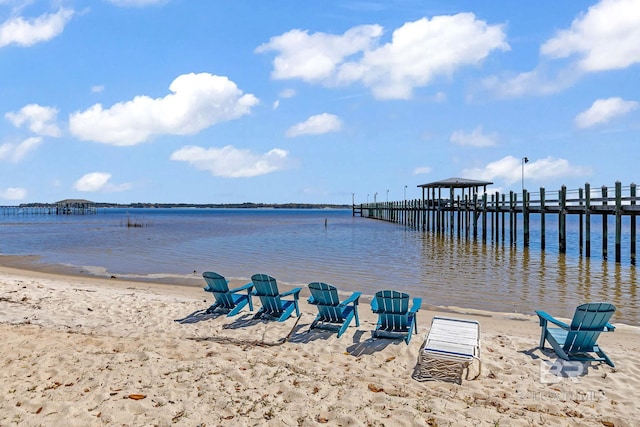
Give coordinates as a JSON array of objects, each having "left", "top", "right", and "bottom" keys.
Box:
[{"left": 414, "top": 229, "right": 637, "bottom": 325}]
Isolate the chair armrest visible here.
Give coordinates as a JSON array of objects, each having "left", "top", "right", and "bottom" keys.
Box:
[
  {"left": 307, "top": 295, "right": 318, "bottom": 305},
  {"left": 536, "top": 310, "right": 569, "bottom": 329},
  {"left": 409, "top": 298, "right": 422, "bottom": 314},
  {"left": 280, "top": 287, "right": 302, "bottom": 299},
  {"left": 605, "top": 322, "right": 615, "bottom": 331},
  {"left": 229, "top": 282, "right": 253, "bottom": 294},
  {"left": 370, "top": 298, "right": 379, "bottom": 312},
  {"left": 339, "top": 292, "right": 361, "bottom": 307}
]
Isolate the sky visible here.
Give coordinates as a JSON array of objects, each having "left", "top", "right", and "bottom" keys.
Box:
[{"left": 0, "top": 0, "right": 639, "bottom": 205}]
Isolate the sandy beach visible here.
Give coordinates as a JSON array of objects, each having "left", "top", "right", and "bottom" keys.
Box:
[{"left": 0, "top": 264, "right": 638, "bottom": 427}]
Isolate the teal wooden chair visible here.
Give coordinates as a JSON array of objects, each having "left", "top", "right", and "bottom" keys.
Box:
[
  {"left": 251, "top": 274, "right": 302, "bottom": 322},
  {"left": 370, "top": 290, "right": 422, "bottom": 345},
  {"left": 536, "top": 302, "right": 616, "bottom": 367},
  {"left": 307, "top": 282, "right": 361, "bottom": 338},
  {"left": 202, "top": 271, "right": 254, "bottom": 316}
]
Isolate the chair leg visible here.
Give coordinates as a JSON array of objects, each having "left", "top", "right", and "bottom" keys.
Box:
[
  {"left": 206, "top": 302, "right": 221, "bottom": 314},
  {"left": 278, "top": 305, "right": 295, "bottom": 322},
  {"left": 293, "top": 300, "right": 300, "bottom": 317},
  {"left": 595, "top": 346, "right": 615, "bottom": 368},
  {"left": 338, "top": 311, "right": 354, "bottom": 338},
  {"left": 307, "top": 317, "right": 320, "bottom": 334},
  {"left": 539, "top": 320, "right": 548, "bottom": 349},
  {"left": 227, "top": 299, "right": 248, "bottom": 317}
]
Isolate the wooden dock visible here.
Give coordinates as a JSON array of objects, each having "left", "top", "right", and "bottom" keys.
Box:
[
  {"left": 356, "top": 181, "right": 638, "bottom": 264},
  {"left": 1, "top": 199, "right": 97, "bottom": 215}
]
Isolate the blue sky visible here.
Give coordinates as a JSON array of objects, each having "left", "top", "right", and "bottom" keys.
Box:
[{"left": 1, "top": 0, "right": 638, "bottom": 204}]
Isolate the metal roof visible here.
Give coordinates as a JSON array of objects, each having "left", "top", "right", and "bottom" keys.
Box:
[
  {"left": 55, "top": 199, "right": 95, "bottom": 204},
  {"left": 417, "top": 177, "right": 493, "bottom": 189}
]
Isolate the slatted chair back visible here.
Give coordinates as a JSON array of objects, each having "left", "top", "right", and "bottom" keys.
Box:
[
  {"left": 374, "top": 290, "right": 410, "bottom": 332},
  {"left": 308, "top": 282, "right": 342, "bottom": 322},
  {"left": 565, "top": 302, "right": 616, "bottom": 352},
  {"left": 203, "top": 271, "right": 234, "bottom": 308},
  {"left": 251, "top": 273, "right": 284, "bottom": 314}
]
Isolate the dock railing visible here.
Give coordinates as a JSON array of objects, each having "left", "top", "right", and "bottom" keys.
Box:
[{"left": 355, "top": 182, "right": 638, "bottom": 264}]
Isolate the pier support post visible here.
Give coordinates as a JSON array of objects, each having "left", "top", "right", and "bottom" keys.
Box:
[
  {"left": 559, "top": 185, "right": 567, "bottom": 254},
  {"left": 540, "top": 187, "right": 546, "bottom": 251},
  {"left": 482, "top": 193, "right": 488, "bottom": 243},
  {"left": 579, "top": 188, "right": 584, "bottom": 256},
  {"left": 585, "top": 183, "right": 591, "bottom": 258},
  {"left": 523, "top": 189, "right": 529, "bottom": 248},
  {"left": 632, "top": 183, "right": 637, "bottom": 265},
  {"left": 615, "top": 181, "right": 622, "bottom": 263},
  {"left": 602, "top": 185, "right": 608, "bottom": 260}
]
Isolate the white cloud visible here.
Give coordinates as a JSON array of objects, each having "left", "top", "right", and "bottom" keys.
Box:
[
  {"left": 74, "top": 172, "right": 131, "bottom": 192},
  {"left": 285, "top": 113, "right": 342, "bottom": 137},
  {"left": 170, "top": 145, "right": 290, "bottom": 178},
  {"left": 257, "top": 14, "right": 508, "bottom": 100},
  {"left": 91, "top": 85, "right": 105, "bottom": 93},
  {"left": 273, "top": 89, "right": 296, "bottom": 109},
  {"left": 0, "top": 136, "right": 42, "bottom": 162},
  {"left": 256, "top": 25, "right": 383, "bottom": 82},
  {"left": 5, "top": 104, "right": 61, "bottom": 137},
  {"left": 69, "top": 73, "right": 259, "bottom": 146},
  {"left": 462, "top": 156, "right": 591, "bottom": 185},
  {"left": 482, "top": 0, "right": 640, "bottom": 99},
  {"left": 450, "top": 126, "right": 498, "bottom": 147},
  {"left": 541, "top": 0, "right": 640, "bottom": 72},
  {"left": 480, "top": 66, "right": 580, "bottom": 98},
  {"left": 279, "top": 89, "right": 296, "bottom": 98},
  {"left": 0, "top": 8, "right": 73, "bottom": 48},
  {"left": 575, "top": 97, "right": 639, "bottom": 128},
  {"left": 412, "top": 166, "right": 432, "bottom": 175},
  {"left": 1, "top": 187, "right": 26, "bottom": 200}
]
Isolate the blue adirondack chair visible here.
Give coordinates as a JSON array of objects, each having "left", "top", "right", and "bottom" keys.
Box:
[
  {"left": 536, "top": 302, "right": 616, "bottom": 367},
  {"left": 307, "top": 282, "right": 361, "bottom": 338},
  {"left": 251, "top": 274, "right": 302, "bottom": 322},
  {"left": 202, "top": 271, "right": 254, "bottom": 316},
  {"left": 371, "top": 290, "right": 422, "bottom": 344}
]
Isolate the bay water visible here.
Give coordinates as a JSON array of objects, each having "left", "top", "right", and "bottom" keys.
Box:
[{"left": 0, "top": 208, "right": 637, "bottom": 325}]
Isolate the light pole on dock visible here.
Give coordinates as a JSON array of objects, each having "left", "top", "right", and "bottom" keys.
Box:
[
  {"left": 522, "top": 157, "right": 529, "bottom": 190},
  {"left": 404, "top": 185, "right": 407, "bottom": 201},
  {"left": 386, "top": 189, "right": 389, "bottom": 202}
]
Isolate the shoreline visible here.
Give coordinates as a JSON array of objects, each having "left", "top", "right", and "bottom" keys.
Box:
[
  {"left": 2, "top": 254, "right": 638, "bottom": 329},
  {"left": 1, "top": 260, "right": 638, "bottom": 425}
]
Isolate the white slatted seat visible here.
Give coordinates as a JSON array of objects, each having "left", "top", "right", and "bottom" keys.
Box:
[{"left": 413, "top": 316, "right": 481, "bottom": 384}]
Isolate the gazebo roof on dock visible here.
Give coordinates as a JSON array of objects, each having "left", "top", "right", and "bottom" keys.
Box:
[
  {"left": 417, "top": 177, "right": 493, "bottom": 189},
  {"left": 56, "top": 199, "right": 95, "bottom": 205}
]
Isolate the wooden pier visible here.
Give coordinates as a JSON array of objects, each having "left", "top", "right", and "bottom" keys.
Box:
[
  {"left": 355, "top": 181, "right": 639, "bottom": 264},
  {"left": 1, "top": 199, "right": 97, "bottom": 215}
]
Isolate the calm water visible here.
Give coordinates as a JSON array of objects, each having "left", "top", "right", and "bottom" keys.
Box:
[{"left": 0, "top": 208, "right": 637, "bottom": 325}]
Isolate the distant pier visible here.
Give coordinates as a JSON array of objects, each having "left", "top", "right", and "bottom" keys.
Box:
[
  {"left": 355, "top": 181, "right": 638, "bottom": 264},
  {"left": 1, "top": 199, "right": 97, "bottom": 215}
]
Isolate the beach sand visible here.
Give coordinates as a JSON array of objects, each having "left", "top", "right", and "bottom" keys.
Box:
[{"left": 0, "top": 265, "right": 638, "bottom": 426}]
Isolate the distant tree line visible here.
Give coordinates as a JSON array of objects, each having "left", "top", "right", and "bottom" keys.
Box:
[{"left": 20, "top": 202, "right": 350, "bottom": 209}]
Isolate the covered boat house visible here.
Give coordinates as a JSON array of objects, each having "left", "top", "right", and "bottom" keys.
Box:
[
  {"left": 55, "top": 199, "right": 97, "bottom": 215},
  {"left": 417, "top": 177, "right": 493, "bottom": 208}
]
